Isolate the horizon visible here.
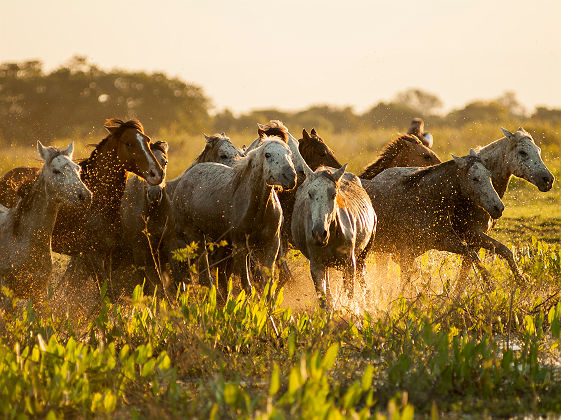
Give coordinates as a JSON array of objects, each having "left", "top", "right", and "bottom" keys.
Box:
[{"left": 1, "top": 1, "right": 560, "bottom": 114}]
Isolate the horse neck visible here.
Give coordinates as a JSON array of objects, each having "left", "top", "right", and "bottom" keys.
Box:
[
  {"left": 233, "top": 155, "right": 273, "bottom": 222},
  {"left": 417, "top": 165, "right": 462, "bottom": 204},
  {"left": 14, "top": 173, "right": 60, "bottom": 250},
  {"left": 477, "top": 137, "right": 512, "bottom": 198},
  {"left": 81, "top": 147, "right": 128, "bottom": 215}
]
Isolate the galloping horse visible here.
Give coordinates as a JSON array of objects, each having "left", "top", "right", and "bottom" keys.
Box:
[
  {"left": 172, "top": 135, "right": 297, "bottom": 295},
  {"left": 454, "top": 127, "right": 554, "bottom": 293},
  {"left": 291, "top": 164, "right": 376, "bottom": 308},
  {"left": 0, "top": 142, "right": 91, "bottom": 300},
  {"left": 362, "top": 151, "right": 505, "bottom": 290}
]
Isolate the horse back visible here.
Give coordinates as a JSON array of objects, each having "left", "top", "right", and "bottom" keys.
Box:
[{"left": 0, "top": 167, "right": 40, "bottom": 208}]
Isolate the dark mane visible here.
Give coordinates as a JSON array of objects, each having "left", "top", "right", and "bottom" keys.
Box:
[
  {"left": 359, "top": 134, "right": 423, "bottom": 179},
  {"left": 258, "top": 120, "right": 289, "bottom": 143},
  {"left": 151, "top": 140, "right": 169, "bottom": 154},
  {"left": 80, "top": 119, "right": 145, "bottom": 166},
  {"left": 404, "top": 155, "right": 481, "bottom": 186}
]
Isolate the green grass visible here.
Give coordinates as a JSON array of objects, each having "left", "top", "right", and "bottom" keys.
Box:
[{"left": 1, "top": 122, "right": 561, "bottom": 418}]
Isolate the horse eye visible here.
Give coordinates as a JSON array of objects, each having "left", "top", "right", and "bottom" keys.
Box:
[
  {"left": 308, "top": 192, "right": 313, "bottom": 199},
  {"left": 220, "top": 154, "right": 228, "bottom": 159},
  {"left": 472, "top": 177, "right": 479, "bottom": 182},
  {"left": 519, "top": 150, "right": 527, "bottom": 157},
  {"left": 53, "top": 169, "right": 61, "bottom": 175},
  {"left": 424, "top": 154, "right": 432, "bottom": 160},
  {"left": 265, "top": 153, "right": 271, "bottom": 159},
  {"left": 125, "top": 143, "right": 133, "bottom": 147},
  {"left": 320, "top": 151, "right": 327, "bottom": 157}
]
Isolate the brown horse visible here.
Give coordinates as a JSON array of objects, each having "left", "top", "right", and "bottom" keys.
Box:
[
  {"left": 359, "top": 134, "right": 441, "bottom": 180},
  {"left": 298, "top": 128, "right": 342, "bottom": 170}
]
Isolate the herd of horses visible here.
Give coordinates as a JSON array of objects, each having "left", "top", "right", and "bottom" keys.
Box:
[{"left": 0, "top": 118, "right": 555, "bottom": 309}]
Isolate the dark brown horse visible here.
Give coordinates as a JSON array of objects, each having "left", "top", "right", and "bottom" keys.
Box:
[
  {"left": 298, "top": 128, "right": 342, "bottom": 170},
  {"left": 359, "top": 134, "right": 441, "bottom": 180}
]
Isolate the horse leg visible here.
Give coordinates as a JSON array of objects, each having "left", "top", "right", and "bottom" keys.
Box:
[
  {"left": 232, "top": 241, "right": 252, "bottom": 293},
  {"left": 454, "top": 256, "right": 477, "bottom": 297},
  {"left": 439, "top": 234, "right": 493, "bottom": 295},
  {"left": 310, "top": 259, "right": 332, "bottom": 309},
  {"left": 343, "top": 251, "right": 357, "bottom": 300},
  {"left": 277, "top": 236, "right": 293, "bottom": 288},
  {"left": 470, "top": 232, "right": 524, "bottom": 284},
  {"left": 356, "top": 253, "right": 371, "bottom": 303}
]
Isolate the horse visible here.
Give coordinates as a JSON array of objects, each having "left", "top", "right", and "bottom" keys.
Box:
[
  {"left": 362, "top": 151, "right": 505, "bottom": 291},
  {"left": 291, "top": 164, "right": 376, "bottom": 308},
  {"left": 453, "top": 127, "right": 555, "bottom": 293},
  {"left": 359, "top": 134, "right": 441, "bottom": 180},
  {"left": 172, "top": 136, "right": 297, "bottom": 295},
  {"left": 165, "top": 133, "right": 244, "bottom": 198},
  {"left": 118, "top": 141, "right": 172, "bottom": 292},
  {"left": 299, "top": 128, "right": 342, "bottom": 170},
  {"left": 0, "top": 142, "right": 91, "bottom": 300}
]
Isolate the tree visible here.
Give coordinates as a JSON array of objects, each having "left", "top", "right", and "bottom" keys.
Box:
[
  {"left": 394, "top": 88, "right": 443, "bottom": 115},
  {"left": 495, "top": 91, "right": 526, "bottom": 118}
]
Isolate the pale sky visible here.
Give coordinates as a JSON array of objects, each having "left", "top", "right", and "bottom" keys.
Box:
[{"left": 1, "top": 0, "right": 560, "bottom": 114}]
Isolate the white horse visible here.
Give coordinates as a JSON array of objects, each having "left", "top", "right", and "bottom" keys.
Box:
[
  {"left": 166, "top": 133, "right": 244, "bottom": 198},
  {"left": 291, "top": 164, "right": 376, "bottom": 308},
  {"left": 172, "top": 136, "right": 297, "bottom": 293},
  {"left": 0, "top": 142, "right": 91, "bottom": 300},
  {"left": 362, "top": 151, "right": 505, "bottom": 290},
  {"left": 454, "top": 127, "right": 554, "bottom": 291}
]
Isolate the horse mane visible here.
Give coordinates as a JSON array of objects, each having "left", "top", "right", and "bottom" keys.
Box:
[
  {"left": 404, "top": 155, "right": 481, "bottom": 186},
  {"left": 80, "top": 119, "right": 145, "bottom": 166},
  {"left": 258, "top": 120, "right": 289, "bottom": 143},
  {"left": 359, "top": 134, "right": 423, "bottom": 179},
  {"left": 12, "top": 148, "right": 68, "bottom": 233},
  {"left": 315, "top": 167, "right": 368, "bottom": 215}
]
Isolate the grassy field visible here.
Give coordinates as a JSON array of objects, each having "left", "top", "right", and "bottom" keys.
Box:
[{"left": 1, "top": 124, "right": 561, "bottom": 418}]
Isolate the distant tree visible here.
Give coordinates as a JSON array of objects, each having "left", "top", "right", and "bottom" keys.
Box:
[
  {"left": 361, "top": 102, "right": 420, "bottom": 129},
  {"left": 0, "top": 56, "right": 211, "bottom": 144},
  {"left": 445, "top": 101, "right": 510, "bottom": 126},
  {"left": 495, "top": 91, "right": 526, "bottom": 118},
  {"left": 531, "top": 106, "right": 561, "bottom": 125},
  {"left": 394, "top": 88, "right": 443, "bottom": 115}
]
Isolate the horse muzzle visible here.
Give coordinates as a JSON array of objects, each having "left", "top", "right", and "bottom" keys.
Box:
[
  {"left": 146, "top": 166, "right": 164, "bottom": 186},
  {"left": 312, "top": 227, "right": 329, "bottom": 247},
  {"left": 537, "top": 173, "right": 554, "bottom": 192},
  {"left": 488, "top": 203, "right": 504, "bottom": 219}
]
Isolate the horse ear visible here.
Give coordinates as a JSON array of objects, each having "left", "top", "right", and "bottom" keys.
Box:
[
  {"left": 302, "top": 128, "right": 310, "bottom": 141},
  {"left": 37, "top": 141, "right": 51, "bottom": 162},
  {"left": 501, "top": 127, "right": 514, "bottom": 139},
  {"left": 332, "top": 164, "right": 347, "bottom": 183},
  {"left": 104, "top": 121, "right": 121, "bottom": 134},
  {"left": 204, "top": 134, "right": 211, "bottom": 143},
  {"left": 451, "top": 154, "right": 464, "bottom": 167},
  {"left": 155, "top": 141, "right": 169, "bottom": 154},
  {"left": 469, "top": 148, "right": 478, "bottom": 157},
  {"left": 310, "top": 128, "right": 317, "bottom": 136},
  {"left": 518, "top": 126, "right": 525, "bottom": 133},
  {"left": 221, "top": 132, "right": 226, "bottom": 137},
  {"left": 258, "top": 127, "right": 266, "bottom": 140},
  {"left": 62, "top": 141, "right": 74, "bottom": 159}
]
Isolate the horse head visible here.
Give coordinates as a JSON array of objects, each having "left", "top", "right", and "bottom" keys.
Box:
[
  {"left": 104, "top": 119, "right": 164, "bottom": 186},
  {"left": 305, "top": 164, "right": 348, "bottom": 246},
  {"left": 452, "top": 150, "right": 504, "bottom": 219},
  {"left": 298, "top": 128, "right": 342, "bottom": 170},
  {"left": 38, "top": 141, "right": 92, "bottom": 206},
  {"left": 203, "top": 133, "right": 243, "bottom": 167},
  {"left": 258, "top": 137, "right": 297, "bottom": 190},
  {"left": 501, "top": 127, "right": 554, "bottom": 192}
]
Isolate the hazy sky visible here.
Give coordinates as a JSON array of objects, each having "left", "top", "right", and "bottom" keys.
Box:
[{"left": 2, "top": 0, "right": 560, "bottom": 114}]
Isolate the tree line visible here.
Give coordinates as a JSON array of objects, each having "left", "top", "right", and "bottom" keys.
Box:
[{"left": 1, "top": 56, "right": 560, "bottom": 144}]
